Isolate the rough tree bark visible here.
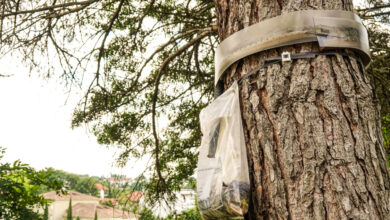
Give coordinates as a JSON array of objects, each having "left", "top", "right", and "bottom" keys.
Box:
[{"left": 214, "top": 0, "right": 390, "bottom": 219}]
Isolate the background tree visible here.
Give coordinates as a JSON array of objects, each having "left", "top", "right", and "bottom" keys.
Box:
[
  {"left": 67, "top": 198, "right": 73, "bottom": 220},
  {"left": 37, "top": 168, "right": 101, "bottom": 196},
  {"left": 43, "top": 204, "right": 49, "bottom": 220},
  {"left": 165, "top": 209, "right": 201, "bottom": 220},
  {"left": 138, "top": 208, "right": 160, "bottom": 220},
  {"left": 0, "top": 0, "right": 216, "bottom": 202},
  {"left": 356, "top": 1, "right": 390, "bottom": 164},
  {"left": 0, "top": 147, "right": 63, "bottom": 219},
  {"left": 0, "top": 0, "right": 390, "bottom": 216},
  {"left": 94, "top": 210, "right": 98, "bottom": 220}
]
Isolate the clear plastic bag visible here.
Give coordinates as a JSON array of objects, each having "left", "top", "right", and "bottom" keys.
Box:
[{"left": 197, "top": 82, "right": 250, "bottom": 219}]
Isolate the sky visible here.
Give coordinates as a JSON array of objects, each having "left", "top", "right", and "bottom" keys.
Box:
[{"left": 0, "top": 57, "right": 148, "bottom": 178}]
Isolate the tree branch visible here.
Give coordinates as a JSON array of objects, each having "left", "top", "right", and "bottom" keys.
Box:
[
  {"left": 119, "top": 26, "right": 217, "bottom": 97},
  {"left": 1, "top": 0, "right": 99, "bottom": 17},
  {"left": 96, "top": 0, "right": 125, "bottom": 85},
  {"left": 357, "top": 3, "right": 390, "bottom": 12},
  {"left": 150, "top": 29, "right": 213, "bottom": 189},
  {"left": 361, "top": 11, "right": 390, "bottom": 19}
]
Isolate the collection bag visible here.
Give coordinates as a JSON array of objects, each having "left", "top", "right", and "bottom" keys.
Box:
[{"left": 197, "top": 82, "right": 250, "bottom": 219}]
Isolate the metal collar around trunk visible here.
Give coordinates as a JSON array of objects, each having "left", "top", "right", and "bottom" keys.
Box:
[{"left": 215, "top": 10, "right": 371, "bottom": 85}]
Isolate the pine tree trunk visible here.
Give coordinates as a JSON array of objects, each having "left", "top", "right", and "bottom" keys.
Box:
[{"left": 214, "top": 0, "right": 390, "bottom": 219}]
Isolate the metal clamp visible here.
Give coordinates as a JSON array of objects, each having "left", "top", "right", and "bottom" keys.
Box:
[{"left": 214, "top": 10, "right": 371, "bottom": 85}]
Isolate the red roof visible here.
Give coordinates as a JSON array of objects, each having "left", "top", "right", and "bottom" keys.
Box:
[
  {"left": 41, "top": 191, "right": 99, "bottom": 201},
  {"left": 124, "top": 191, "right": 143, "bottom": 202},
  {"left": 63, "top": 203, "right": 138, "bottom": 218},
  {"left": 95, "top": 183, "right": 108, "bottom": 190}
]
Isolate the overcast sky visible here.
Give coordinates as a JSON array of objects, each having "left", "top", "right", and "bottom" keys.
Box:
[{"left": 0, "top": 57, "right": 148, "bottom": 178}]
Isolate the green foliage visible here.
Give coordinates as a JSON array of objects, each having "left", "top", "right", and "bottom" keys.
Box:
[
  {"left": 382, "top": 115, "right": 390, "bottom": 166},
  {"left": 101, "top": 199, "right": 115, "bottom": 208},
  {"left": 43, "top": 204, "right": 49, "bottom": 220},
  {"left": 106, "top": 181, "right": 126, "bottom": 198},
  {"left": 68, "top": 0, "right": 216, "bottom": 204},
  {"left": 139, "top": 208, "right": 159, "bottom": 220},
  {"left": 165, "top": 209, "right": 201, "bottom": 220},
  {"left": 76, "top": 217, "right": 80, "bottom": 220},
  {"left": 367, "top": 27, "right": 390, "bottom": 117},
  {"left": 38, "top": 168, "right": 101, "bottom": 196},
  {"left": 67, "top": 198, "right": 72, "bottom": 220},
  {"left": 94, "top": 210, "right": 98, "bottom": 220},
  {"left": 119, "top": 200, "right": 140, "bottom": 214},
  {"left": 138, "top": 208, "right": 201, "bottom": 220},
  {"left": 130, "top": 175, "right": 147, "bottom": 191},
  {"left": 383, "top": 115, "right": 390, "bottom": 146},
  {"left": 182, "top": 177, "right": 196, "bottom": 190},
  {"left": 0, "top": 147, "right": 63, "bottom": 220},
  {"left": 359, "top": 1, "right": 390, "bottom": 166}
]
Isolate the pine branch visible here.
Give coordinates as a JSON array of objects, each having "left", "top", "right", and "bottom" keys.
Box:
[
  {"left": 96, "top": 0, "right": 125, "bottom": 85},
  {"left": 1, "top": 0, "right": 99, "bottom": 17},
  {"left": 150, "top": 29, "right": 214, "bottom": 191},
  {"left": 361, "top": 11, "right": 390, "bottom": 19},
  {"left": 357, "top": 3, "right": 390, "bottom": 12}
]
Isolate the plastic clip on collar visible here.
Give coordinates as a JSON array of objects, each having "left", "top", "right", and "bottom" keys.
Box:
[
  {"left": 282, "top": 52, "right": 292, "bottom": 62},
  {"left": 214, "top": 10, "right": 371, "bottom": 86}
]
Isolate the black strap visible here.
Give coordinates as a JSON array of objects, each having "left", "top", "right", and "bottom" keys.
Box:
[{"left": 237, "top": 51, "right": 362, "bottom": 84}]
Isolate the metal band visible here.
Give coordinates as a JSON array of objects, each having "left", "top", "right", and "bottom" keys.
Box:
[{"left": 215, "top": 10, "right": 371, "bottom": 85}]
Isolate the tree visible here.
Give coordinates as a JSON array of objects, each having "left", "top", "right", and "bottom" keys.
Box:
[
  {"left": 139, "top": 208, "right": 158, "bottom": 220},
  {"left": 1, "top": 1, "right": 390, "bottom": 218},
  {"left": 0, "top": 1, "right": 215, "bottom": 201},
  {"left": 76, "top": 217, "right": 81, "bottom": 220},
  {"left": 94, "top": 209, "right": 98, "bottom": 220},
  {"left": 383, "top": 115, "right": 390, "bottom": 166},
  {"left": 101, "top": 199, "right": 114, "bottom": 208},
  {"left": 165, "top": 209, "right": 201, "bottom": 220},
  {"left": 67, "top": 198, "right": 73, "bottom": 220},
  {"left": 0, "top": 147, "right": 63, "bottom": 219},
  {"left": 213, "top": 0, "right": 390, "bottom": 219},
  {"left": 37, "top": 168, "right": 100, "bottom": 196},
  {"left": 43, "top": 204, "right": 49, "bottom": 220}
]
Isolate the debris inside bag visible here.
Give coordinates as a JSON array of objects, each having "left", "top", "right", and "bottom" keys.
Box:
[
  {"left": 197, "top": 82, "right": 250, "bottom": 219},
  {"left": 198, "top": 181, "right": 250, "bottom": 219}
]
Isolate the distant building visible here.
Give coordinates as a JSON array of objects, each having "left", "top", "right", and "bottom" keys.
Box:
[
  {"left": 62, "top": 203, "right": 138, "bottom": 220},
  {"left": 41, "top": 191, "right": 99, "bottom": 220},
  {"left": 41, "top": 190, "right": 137, "bottom": 220},
  {"left": 104, "top": 176, "right": 133, "bottom": 187},
  {"left": 95, "top": 183, "right": 108, "bottom": 199}
]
